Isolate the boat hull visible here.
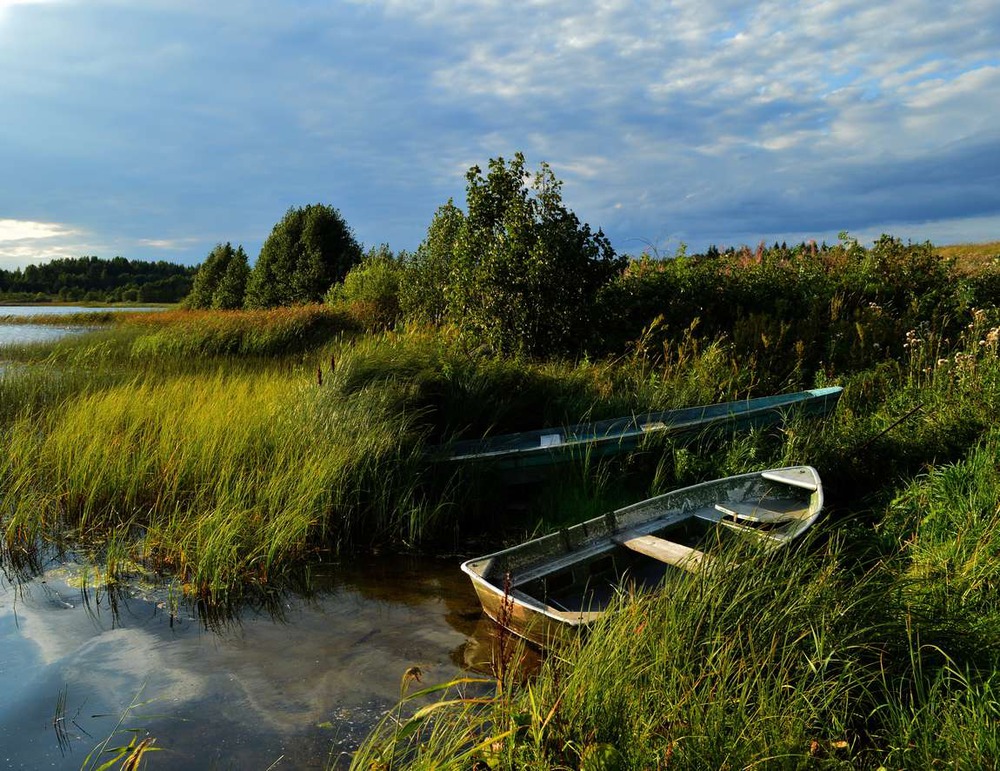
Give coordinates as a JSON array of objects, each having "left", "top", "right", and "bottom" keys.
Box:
[
  {"left": 439, "top": 387, "right": 842, "bottom": 471},
  {"left": 461, "top": 466, "right": 823, "bottom": 647}
]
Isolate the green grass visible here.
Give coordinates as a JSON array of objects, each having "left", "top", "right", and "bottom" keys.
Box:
[
  {"left": 0, "top": 368, "right": 433, "bottom": 602},
  {"left": 353, "top": 501, "right": 1000, "bottom": 768},
  {"left": 347, "top": 312, "right": 1000, "bottom": 770},
  {"left": 4, "top": 264, "right": 1000, "bottom": 768}
]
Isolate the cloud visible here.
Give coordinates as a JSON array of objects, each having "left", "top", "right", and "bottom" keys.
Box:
[
  {"left": 1, "top": 0, "right": 998, "bottom": 264},
  {"left": 0, "top": 219, "right": 96, "bottom": 269},
  {"left": 0, "top": 219, "right": 78, "bottom": 242}
]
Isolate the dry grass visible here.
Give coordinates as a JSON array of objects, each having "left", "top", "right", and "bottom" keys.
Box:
[{"left": 934, "top": 241, "right": 1000, "bottom": 274}]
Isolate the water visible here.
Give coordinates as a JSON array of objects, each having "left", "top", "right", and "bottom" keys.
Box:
[
  {"left": 0, "top": 305, "right": 160, "bottom": 349},
  {"left": 0, "top": 325, "right": 86, "bottom": 347},
  {"left": 0, "top": 556, "right": 492, "bottom": 769},
  {"left": 0, "top": 305, "right": 160, "bottom": 317}
]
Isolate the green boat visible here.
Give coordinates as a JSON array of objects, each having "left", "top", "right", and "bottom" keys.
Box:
[{"left": 437, "top": 386, "right": 842, "bottom": 469}]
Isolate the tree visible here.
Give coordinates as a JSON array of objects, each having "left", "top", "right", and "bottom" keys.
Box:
[
  {"left": 327, "top": 244, "right": 405, "bottom": 329},
  {"left": 400, "top": 200, "right": 464, "bottom": 323},
  {"left": 445, "top": 153, "right": 623, "bottom": 356},
  {"left": 245, "top": 204, "right": 362, "bottom": 308},
  {"left": 185, "top": 243, "right": 250, "bottom": 310}
]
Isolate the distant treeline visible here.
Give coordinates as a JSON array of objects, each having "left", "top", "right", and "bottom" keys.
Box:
[{"left": 0, "top": 255, "right": 196, "bottom": 303}]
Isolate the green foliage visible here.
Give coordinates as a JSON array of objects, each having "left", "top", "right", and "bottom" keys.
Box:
[
  {"left": 444, "top": 153, "right": 623, "bottom": 357},
  {"left": 185, "top": 242, "right": 250, "bottom": 310},
  {"left": 400, "top": 200, "right": 465, "bottom": 323},
  {"left": 0, "top": 255, "right": 195, "bottom": 303},
  {"left": 245, "top": 203, "right": 362, "bottom": 308},
  {"left": 594, "top": 234, "right": 978, "bottom": 390},
  {"left": 327, "top": 244, "right": 405, "bottom": 330}
]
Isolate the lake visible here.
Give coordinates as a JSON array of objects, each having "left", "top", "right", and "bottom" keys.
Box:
[
  {"left": 0, "top": 305, "right": 160, "bottom": 352},
  {"left": 0, "top": 305, "right": 161, "bottom": 317},
  {"left": 0, "top": 555, "right": 491, "bottom": 769}
]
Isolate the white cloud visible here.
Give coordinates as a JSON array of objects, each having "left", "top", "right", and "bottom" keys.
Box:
[
  {"left": 136, "top": 237, "right": 201, "bottom": 251},
  {"left": 0, "top": 219, "right": 78, "bottom": 241},
  {"left": 0, "top": 219, "right": 94, "bottom": 268}
]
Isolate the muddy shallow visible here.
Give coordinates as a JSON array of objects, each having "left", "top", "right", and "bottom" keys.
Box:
[{"left": 0, "top": 556, "right": 493, "bottom": 769}]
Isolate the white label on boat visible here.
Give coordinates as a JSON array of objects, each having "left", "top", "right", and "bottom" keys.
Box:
[
  {"left": 641, "top": 422, "right": 667, "bottom": 432},
  {"left": 540, "top": 434, "right": 563, "bottom": 448}
]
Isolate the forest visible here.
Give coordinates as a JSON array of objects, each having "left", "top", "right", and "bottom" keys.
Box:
[{"left": 0, "top": 254, "right": 196, "bottom": 303}]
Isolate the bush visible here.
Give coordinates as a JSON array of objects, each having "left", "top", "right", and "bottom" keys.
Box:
[
  {"left": 441, "top": 153, "right": 624, "bottom": 357},
  {"left": 327, "top": 245, "right": 405, "bottom": 330}
]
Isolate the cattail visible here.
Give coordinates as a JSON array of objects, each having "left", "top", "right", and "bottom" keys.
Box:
[{"left": 317, "top": 366, "right": 323, "bottom": 386}]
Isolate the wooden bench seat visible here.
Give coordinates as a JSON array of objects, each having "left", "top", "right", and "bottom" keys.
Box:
[
  {"left": 612, "top": 531, "right": 709, "bottom": 572},
  {"left": 713, "top": 498, "right": 807, "bottom": 524}
]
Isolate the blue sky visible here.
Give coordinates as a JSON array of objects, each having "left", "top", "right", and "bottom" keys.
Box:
[{"left": 1, "top": 0, "right": 999, "bottom": 270}]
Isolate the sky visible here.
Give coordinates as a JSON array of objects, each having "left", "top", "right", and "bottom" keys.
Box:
[{"left": 1, "top": 0, "right": 999, "bottom": 270}]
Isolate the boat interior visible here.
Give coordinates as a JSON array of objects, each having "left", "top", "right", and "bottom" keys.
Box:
[
  {"left": 473, "top": 467, "right": 819, "bottom": 618},
  {"left": 513, "top": 516, "right": 738, "bottom": 615}
]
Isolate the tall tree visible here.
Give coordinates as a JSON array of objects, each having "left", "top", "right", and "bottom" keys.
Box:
[
  {"left": 245, "top": 204, "right": 362, "bottom": 308},
  {"left": 401, "top": 200, "right": 464, "bottom": 323},
  {"left": 446, "top": 153, "right": 623, "bottom": 356},
  {"left": 186, "top": 243, "right": 250, "bottom": 310}
]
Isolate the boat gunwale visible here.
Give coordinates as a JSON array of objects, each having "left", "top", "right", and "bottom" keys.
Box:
[
  {"left": 460, "top": 466, "right": 823, "bottom": 641},
  {"left": 439, "top": 387, "right": 843, "bottom": 462}
]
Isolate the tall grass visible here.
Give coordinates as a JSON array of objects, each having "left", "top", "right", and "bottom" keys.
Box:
[
  {"left": 354, "top": 518, "right": 1000, "bottom": 769},
  {"left": 0, "top": 369, "right": 430, "bottom": 602},
  {"left": 123, "top": 304, "right": 359, "bottom": 358},
  {"left": 352, "top": 538, "right": 880, "bottom": 769},
  {"left": 350, "top": 309, "right": 1000, "bottom": 769}
]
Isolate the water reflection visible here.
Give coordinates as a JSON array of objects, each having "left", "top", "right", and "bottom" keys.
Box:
[
  {"left": 0, "top": 323, "right": 88, "bottom": 347},
  {"left": 0, "top": 554, "right": 496, "bottom": 769}
]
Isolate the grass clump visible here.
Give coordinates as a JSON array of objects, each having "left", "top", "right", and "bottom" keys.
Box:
[
  {"left": 355, "top": 519, "right": 1000, "bottom": 769},
  {"left": 0, "top": 369, "right": 429, "bottom": 602},
  {"left": 123, "top": 304, "right": 360, "bottom": 358},
  {"left": 352, "top": 539, "right": 876, "bottom": 769}
]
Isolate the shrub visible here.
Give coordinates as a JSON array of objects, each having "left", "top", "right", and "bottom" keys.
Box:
[{"left": 327, "top": 245, "right": 405, "bottom": 330}]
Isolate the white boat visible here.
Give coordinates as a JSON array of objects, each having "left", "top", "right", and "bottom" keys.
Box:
[{"left": 461, "top": 466, "right": 822, "bottom": 647}]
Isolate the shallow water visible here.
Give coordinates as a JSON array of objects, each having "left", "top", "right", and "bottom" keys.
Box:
[
  {"left": 0, "top": 556, "right": 491, "bottom": 769},
  {"left": 0, "top": 305, "right": 159, "bottom": 317},
  {"left": 0, "top": 324, "right": 87, "bottom": 347},
  {"left": 0, "top": 305, "right": 158, "bottom": 350}
]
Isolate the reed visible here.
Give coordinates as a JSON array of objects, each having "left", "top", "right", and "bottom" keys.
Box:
[
  {"left": 351, "top": 537, "right": 875, "bottom": 769},
  {"left": 353, "top": 525, "right": 1000, "bottom": 769},
  {"left": 122, "top": 304, "right": 359, "bottom": 358},
  {"left": 0, "top": 368, "right": 431, "bottom": 602},
  {"left": 349, "top": 319, "right": 1000, "bottom": 769}
]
